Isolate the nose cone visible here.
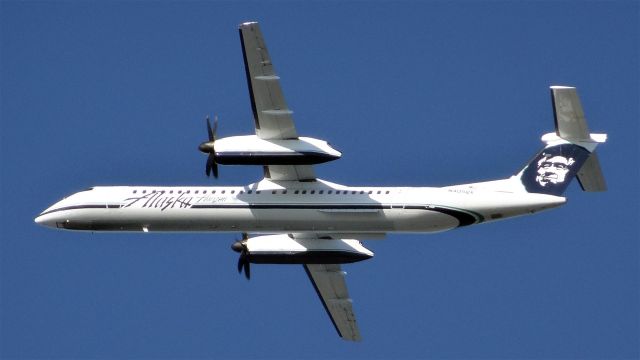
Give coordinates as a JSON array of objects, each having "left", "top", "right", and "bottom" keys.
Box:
[
  {"left": 34, "top": 211, "right": 58, "bottom": 228},
  {"left": 34, "top": 200, "right": 68, "bottom": 229}
]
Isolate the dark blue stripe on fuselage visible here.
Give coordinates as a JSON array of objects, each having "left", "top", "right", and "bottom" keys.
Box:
[{"left": 39, "top": 204, "right": 120, "bottom": 216}]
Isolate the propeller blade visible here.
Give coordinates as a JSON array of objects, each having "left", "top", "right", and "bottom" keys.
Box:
[
  {"left": 243, "top": 261, "right": 251, "bottom": 280},
  {"left": 203, "top": 115, "right": 218, "bottom": 179},
  {"left": 212, "top": 115, "right": 218, "bottom": 140},
  {"left": 237, "top": 253, "right": 250, "bottom": 280},
  {"left": 232, "top": 237, "right": 250, "bottom": 279},
  {"left": 206, "top": 154, "right": 215, "bottom": 177},
  {"left": 206, "top": 116, "right": 214, "bottom": 141},
  {"left": 212, "top": 161, "right": 219, "bottom": 179},
  {"left": 237, "top": 256, "right": 244, "bottom": 274}
]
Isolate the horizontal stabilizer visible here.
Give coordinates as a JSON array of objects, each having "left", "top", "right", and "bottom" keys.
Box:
[{"left": 551, "top": 86, "right": 590, "bottom": 140}]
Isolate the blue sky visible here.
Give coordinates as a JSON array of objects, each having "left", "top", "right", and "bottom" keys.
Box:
[{"left": 1, "top": 1, "right": 638, "bottom": 358}]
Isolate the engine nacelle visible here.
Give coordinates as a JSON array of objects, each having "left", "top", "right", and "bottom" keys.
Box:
[
  {"left": 213, "top": 135, "right": 341, "bottom": 165},
  {"left": 233, "top": 234, "right": 373, "bottom": 264}
]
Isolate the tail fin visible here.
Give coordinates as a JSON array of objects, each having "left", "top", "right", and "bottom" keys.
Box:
[{"left": 516, "top": 86, "right": 607, "bottom": 196}]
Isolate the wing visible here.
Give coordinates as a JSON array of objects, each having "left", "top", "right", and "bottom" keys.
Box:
[
  {"left": 304, "top": 264, "right": 361, "bottom": 341},
  {"left": 240, "top": 22, "right": 315, "bottom": 181},
  {"left": 239, "top": 22, "right": 297, "bottom": 140}
]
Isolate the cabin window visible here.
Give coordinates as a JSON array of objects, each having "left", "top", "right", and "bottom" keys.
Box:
[
  {"left": 377, "top": 190, "right": 381, "bottom": 194},
  {"left": 360, "top": 191, "right": 365, "bottom": 194},
  {"left": 195, "top": 190, "right": 199, "bottom": 194},
  {"left": 247, "top": 190, "right": 252, "bottom": 194},
  {"left": 310, "top": 190, "right": 315, "bottom": 194},
  {"left": 385, "top": 191, "right": 390, "bottom": 194},
  {"left": 221, "top": 190, "right": 226, "bottom": 194},
  {"left": 186, "top": 190, "right": 190, "bottom": 194},
  {"left": 202, "top": 190, "right": 207, "bottom": 194},
  {"left": 133, "top": 190, "right": 137, "bottom": 194},
  {"left": 272, "top": 190, "right": 277, "bottom": 194},
  {"left": 239, "top": 191, "right": 244, "bottom": 194},
  {"left": 231, "top": 190, "right": 235, "bottom": 194},
  {"left": 142, "top": 190, "right": 147, "bottom": 194},
  {"left": 256, "top": 191, "right": 261, "bottom": 194},
  {"left": 302, "top": 190, "right": 307, "bottom": 194},
  {"left": 351, "top": 191, "right": 357, "bottom": 194},
  {"left": 319, "top": 190, "right": 324, "bottom": 194},
  {"left": 368, "top": 190, "right": 372, "bottom": 194},
  {"left": 294, "top": 190, "right": 299, "bottom": 194},
  {"left": 282, "top": 190, "right": 287, "bottom": 194},
  {"left": 328, "top": 190, "right": 333, "bottom": 194}
]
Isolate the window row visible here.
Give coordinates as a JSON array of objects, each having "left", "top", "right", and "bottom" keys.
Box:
[{"left": 131, "top": 189, "right": 391, "bottom": 195}]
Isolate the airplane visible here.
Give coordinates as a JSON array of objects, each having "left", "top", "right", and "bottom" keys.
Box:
[{"left": 34, "top": 21, "right": 607, "bottom": 341}]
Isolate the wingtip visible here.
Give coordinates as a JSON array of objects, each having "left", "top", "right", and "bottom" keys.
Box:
[
  {"left": 550, "top": 85, "right": 576, "bottom": 90},
  {"left": 239, "top": 21, "right": 258, "bottom": 28}
]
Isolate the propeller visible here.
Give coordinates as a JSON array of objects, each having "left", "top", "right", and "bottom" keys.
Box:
[
  {"left": 231, "top": 233, "right": 250, "bottom": 280},
  {"left": 198, "top": 115, "right": 219, "bottom": 179}
]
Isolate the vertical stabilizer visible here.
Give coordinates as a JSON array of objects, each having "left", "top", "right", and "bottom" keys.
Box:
[
  {"left": 518, "top": 143, "right": 590, "bottom": 196},
  {"left": 515, "top": 86, "right": 607, "bottom": 195}
]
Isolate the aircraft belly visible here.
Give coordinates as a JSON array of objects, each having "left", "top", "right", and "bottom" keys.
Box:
[
  {"left": 251, "top": 208, "right": 392, "bottom": 232},
  {"left": 391, "top": 209, "right": 459, "bottom": 232}
]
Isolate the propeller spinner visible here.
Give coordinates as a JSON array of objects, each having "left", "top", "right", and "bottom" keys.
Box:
[{"left": 198, "top": 115, "right": 219, "bottom": 178}]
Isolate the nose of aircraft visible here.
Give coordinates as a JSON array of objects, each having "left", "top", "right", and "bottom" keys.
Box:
[
  {"left": 34, "top": 212, "right": 57, "bottom": 228},
  {"left": 34, "top": 200, "right": 67, "bottom": 228}
]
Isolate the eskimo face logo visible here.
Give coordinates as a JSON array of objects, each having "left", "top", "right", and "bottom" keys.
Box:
[
  {"left": 535, "top": 154, "right": 575, "bottom": 187},
  {"left": 520, "top": 143, "right": 589, "bottom": 196}
]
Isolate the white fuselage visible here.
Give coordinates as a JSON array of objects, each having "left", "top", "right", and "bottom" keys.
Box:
[{"left": 35, "top": 179, "right": 566, "bottom": 234}]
